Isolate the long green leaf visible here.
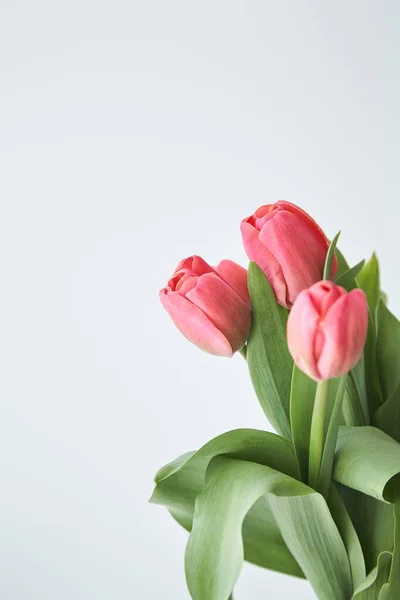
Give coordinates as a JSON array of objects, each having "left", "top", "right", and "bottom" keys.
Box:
[
  {"left": 342, "top": 373, "right": 366, "bottom": 426},
  {"left": 318, "top": 376, "right": 347, "bottom": 498},
  {"left": 154, "top": 428, "right": 298, "bottom": 483},
  {"left": 335, "top": 248, "right": 351, "bottom": 277},
  {"left": 356, "top": 254, "right": 381, "bottom": 316},
  {"left": 333, "top": 426, "right": 397, "bottom": 575},
  {"left": 376, "top": 300, "right": 400, "bottom": 401},
  {"left": 337, "top": 483, "right": 394, "bottom": 573},
  {"left": 150, "top": 429, "right": 303, "bottom": 578},
  {"left": 323, "top": 231, "right": 341, "bottom": 280},
  {"left": 247, "top": 262, "right": 293, "bottom": 439},
  {"left": 352, "top": 551, "right": 392, "bottom": 599},
  {"left": 379, "top": 503, "right": 400, "bottom": 599},
  {"left": 333, "top": 426, "right": 400, "bottom": 502},
  {"left": 328, "top": 484, "right": 366, "bottom": 590},
  {"left": 186, "top": 455, "right": 352, "bottom": 600},
  {"left": 289, "top": 365, "right": 316, "bottom": 482},
  {"left": 374, "top": 381, "right": 400, "bottom": 444},
  {"left": 336, "top": 259, "right": 365, "bottom": 291}
]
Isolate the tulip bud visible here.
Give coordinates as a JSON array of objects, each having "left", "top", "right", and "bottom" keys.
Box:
[
  {"left": 287, "top": 280, "right": 368, "bottom": 381},
  {"left": 241, "top": 201, "right": 337, "bottom": 307},
  {"left": 159, "top": 255, "right": 251, "bottom": 357}
]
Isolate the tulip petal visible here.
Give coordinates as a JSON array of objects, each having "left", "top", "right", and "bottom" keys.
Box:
[
  {"left": 159, "top": 289, "right": 234, "bottom": 357},
  {"left": 259, "top": 210, "right": 330, "bottom": 306},
  {"left": 214, "top": 260, "right": 250, "bottom": 307},
  {"left": 276, "top": 201, "right": 338, "bottom": 279},
  {"left": 308, "top": 281, "right": 345, "bottom": 317},
  {"left": 185, "top": 273, "right": 251, "bottom": 353},
  {"left": 287, "top": 290, "right": 322, "bottom": 381},
  {"left": 317, "top": 290, "right": 368, "bottom": 380},
  {"left": 175, "top": 255, "right": 213, "bottom": 276},
  {"left": 240, "top": 220, "right": 287, "bottom": 306}
]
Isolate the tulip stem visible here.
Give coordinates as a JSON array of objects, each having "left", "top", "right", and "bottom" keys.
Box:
[
  {"left": 308, "top": 379, "right": 331, "bottom": 492},
  {"left": 239, "top": 345, "right": 247, "bottom": 360}
]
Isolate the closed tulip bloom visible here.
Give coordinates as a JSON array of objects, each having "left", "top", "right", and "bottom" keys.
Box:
[
  {"left": 241, "top": 201, "right": 337, "bottom": 307},
  {"left": 159, "top": 256, "right": 251, "bottom": 357},
  {"left": 287, "top": 281, "right": 368, "bottom": 381}
]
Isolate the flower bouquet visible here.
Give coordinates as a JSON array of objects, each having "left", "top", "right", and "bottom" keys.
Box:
[{"left": 150, "top": 201, "right": 400, "bottom": 600}]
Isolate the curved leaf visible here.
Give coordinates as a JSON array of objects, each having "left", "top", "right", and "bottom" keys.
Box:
[
  {"left": 333, "top": 426, "right": 400, "bottom": 502},
  {"left": 337, "top": 482, "right": 394, "bottom": 574},
  {"left": 356, "top": 254, "right": 380, "bottom": 316},
  {"left": 154, "top": 428, "right": 298, "bottom": 483},
  {"left": 352, "top": 551, "right": 392, "bottom": 599},
  {"left": 323, "top": 231, "right": 341, "bottom": 280},
  {"left": 336, "top": 259, "right": 365, "bottom": 291},
  {"left": 150, "top": 429, "right": 303, "bottom": 578},
  {"left": 186, "top": 455, "right": 352, "bottom": 600},
  {"left": 376, "top": 300, "right": 400, "bottom": 401},
  {"left": 328, "top": 484, "right": 366, "bottom": 589},
  {"left": 374, "top": 381, "right": 400, "bottom": 444},
  {"left": 290, "top": 365, "right": 316, "bottom": 482},
  {"left": 342, "top": 373, "right": 366, "bottom": 427},
  {"left": 379, "top": 502, "right": 400, "bottom": 599},
  {"left": 247, "top": 262, "right": 293, "bottom": 439},
  {"left": 335, "top": 248, "right": 351, "bottom": 278},
  {"left": 318, "top": 376, "right": 347, "bottom": 498}
]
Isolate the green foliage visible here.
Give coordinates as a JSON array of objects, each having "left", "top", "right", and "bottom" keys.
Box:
[
  {"left": 352, "top": 552, "right": 392, "bottom": 599},
  {"left": 153, "top": 244, "right": 400, "bottom": 599},
  {"left": 186, "top": 456, "right": 351, "bottom": 600},
  {"left": 150, "top": 429, "right": 303, "bottom": 578},
  {"left": 376, "top": 301, "right": 400, "bottom": 401},
  {"left": 246, "top": 262, "right": 293, "bottom": 439},
  {"left": 336, "top": 259, "right": 366, "bottom": 291},
  {"left": 357, "top": 254, "right": 381, "bottom": 316},
  {"left": 324, "top": 231, "right": 341, "bottom": 280},
  {"left": 290, "top": 365, "right": 316, "bottom": 482},
  {"left": 333, "top": 426, "right": 400, "bottom": 502}
]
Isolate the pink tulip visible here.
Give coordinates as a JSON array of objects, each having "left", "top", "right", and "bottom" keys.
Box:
[
  {"left": 241, "top": 201, "right": 338, "bottom": 307},
  {"left": 287, "top": 280, "right": 368, "bottom": 381},
  {"left": 159, "top": 256, "right": 251, "bottom": 357}
]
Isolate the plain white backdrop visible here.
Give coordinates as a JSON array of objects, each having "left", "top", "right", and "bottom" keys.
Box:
[{"left": 0, "top": 1, "right": 399, "bottom": 598}]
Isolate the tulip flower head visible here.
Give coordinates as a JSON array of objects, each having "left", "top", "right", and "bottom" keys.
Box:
[
  {"left": 160, "top": 256, "right": 251, "bottom": 357},
  {"left": 241, "top": 201, "right": 337, "bottom": 307},
  {"left": 287, "top": 280, "right": 368, "bottom": 381}
]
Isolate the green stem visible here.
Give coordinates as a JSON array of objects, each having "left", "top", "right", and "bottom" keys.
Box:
[
  {"left": 239, "top": 345, "right": 247, "bottom": 360},
  {"left": 308, "top": 379, "right": 331, "bottom": 491}
]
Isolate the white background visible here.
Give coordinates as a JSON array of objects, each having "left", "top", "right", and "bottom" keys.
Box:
[{"left": 0, "top": 1, "right": 399, "bottom": 598}]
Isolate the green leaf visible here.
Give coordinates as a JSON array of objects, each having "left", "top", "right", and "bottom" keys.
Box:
[
  {"left": 150, "top": 429, "right": 303, "bottom": 578},
  {"left": 289, "top": 365, "right": 317, "bottom": 482},
  {"left": 333, "top": 426, "right": 400, "bottom": 503},
  {"left": 323, "top": 231, "right": 341, "bottom": 280},
  {"left": 352, "top": 551, "right": 392, "bottom": 599},
  {"left": 154, "top": 428, "right": 298, "bottom": 484},
  {"left": 356, "top": 254, "right": 380, "bottom": 316},
  {"left": 363, "top": 308, "right": 383, "bottom": 415},
  {"left": 335, "top": 247, "right": 351, "bottom": 278},
  {"left": 318, "top": 376, "right": 347, "bottom": 499},
  {"left": 186, "top": 455, "right": 352, "bottom": 600},
  {"left": 336, "top": 260, "right": 366, "bottom": 291},
  {"left": 376, "top": 300, "right": 400, "bottom": 401},
  {"left": 374, "top": 381, "right": 400, "bottom": 443},
  {"left": 247, "top": 262, "right": 293, "bottom": 439},
  {"left": 332, "top": 427, "right": 397, "bottom": 577},
  {"left": 378, "top": 503, "right": 400, "bottom": 599},
  {"left": 328, "top": 484, "right": 366, "bottom": 590},
  {"left": 342, "top": 373, "right": 366, "bottom": 426},
  {"left": 338, "top": 484, "right": 394, "bottom": 573}
]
